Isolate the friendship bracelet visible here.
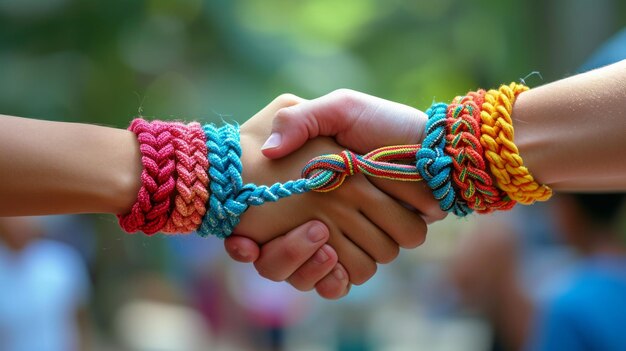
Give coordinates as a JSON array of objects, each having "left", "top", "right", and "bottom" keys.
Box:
[
  {"left": 118, "top": 119, "right": 177, "bottom": 235},
  {"left": 416, "top": 103, "right": 472, "bottom": 217},
  {"left": 445, "top": 91, "right": 516, "bottom": 213},
  {"left": 162, "top": 122, "right": 209, "bottom": 234},
  {"left": 479, "top": 83, "right": 552, "bottom": 204}
]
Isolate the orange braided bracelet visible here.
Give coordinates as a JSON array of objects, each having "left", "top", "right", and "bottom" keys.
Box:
[
  {"left": 445, "top": 90, "right": 516, "bottom": 213},
  {"left": 162, "top": 121, "right": 210, "bottom": 234},
  {"left": 478, "top": 82, "right": 552, "bottom": 204}
]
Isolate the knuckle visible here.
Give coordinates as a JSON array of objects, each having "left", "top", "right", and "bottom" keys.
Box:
[
  {"left": 351, "top": 262, "right": 377, "bottom": 285},
  {"left": 429, "top": 209, "right": 448, "bottom": 223},
  {"left": 331, "top": 88, "right": 359, "bottom": 102},
  {"left": 316, "top": 282, "right": 343, "bottom": 300},
  {"left": 288, "top": 272, "right": 315, "bottom": 292},
  {"left": 254, "top": 263, "right": 283, "bottom": 282},
  {"left": 329, "top": 89, "right": 364, "bottom": 111},
  {"left": 274, "top": 93, "right": 302, "bottom": 107},
  {"left": 273, "top": 107, "right": 293, "bottom": 125},
  {"left": 378, "top": 245, "right": 400, "bottom": 264},
  {"left": 401, "top": 226, "right": 427, "bottom": 249},
  {"left": 432, "top": 207, "right": 448, "bottom": 221}
]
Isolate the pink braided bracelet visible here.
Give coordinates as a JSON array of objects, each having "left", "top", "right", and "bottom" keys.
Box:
[
  {"left": 117, "top": 119, "right": 177, "bottom": 235},
  {"left": 162, "top": 122, "right": 209, "bottom": 234}
]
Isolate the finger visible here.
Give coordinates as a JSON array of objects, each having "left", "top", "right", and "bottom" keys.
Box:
[
  {"left": 368, "top": 178, "right": 448, "bottom": 224},
  {"left": 353, "top": 178, "right": 428, "bottom": 249},
  {"left": 224, "top": 236, "right": 261, "bottom": 263},
  {"left": 253, "top": 220, "right": 330, "bottom": 282},
  {"left": 338, "top": 209, "right": 399, "bottom": 264},
  {"left": 315, "top": 263, "right": 351, "bottom": 300},
  {"left": 286, "top": 244, "right": 338, "bottom": 291},
  {"left": 324, "top": 223, "right": 377, "bottom": 285}
]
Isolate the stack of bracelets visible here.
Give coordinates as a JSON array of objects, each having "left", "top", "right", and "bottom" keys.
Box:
[{"left": 117, "top": 82, "right": 552, "bottom": 237}]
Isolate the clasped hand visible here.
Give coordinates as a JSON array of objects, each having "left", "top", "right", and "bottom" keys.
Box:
[{"left": 224, "top": 90, "right": 447, "bottom": 299}]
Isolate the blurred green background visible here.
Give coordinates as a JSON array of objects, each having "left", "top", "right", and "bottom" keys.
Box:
[
  {"left": 1, "top": 1, "right": 625, "bottom": 350},
  {"left": 2, "top": 0, "right": 624, "bottom": 126}
]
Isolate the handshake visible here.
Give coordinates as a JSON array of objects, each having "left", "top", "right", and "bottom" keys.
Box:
[
  {"left": 1, "top": 60, "right": 622, "bottom": 300},
  {"left": 223, "top": 89, "right": 447, "bottom": 299}
]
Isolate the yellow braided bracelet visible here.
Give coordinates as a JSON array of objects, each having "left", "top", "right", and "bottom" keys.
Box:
[{"left": 479, "top": 82, "right": 552, "bottom": 204}]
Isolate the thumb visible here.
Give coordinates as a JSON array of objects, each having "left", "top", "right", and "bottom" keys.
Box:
[{"left": 261, "top": 90, "right": 360, "bottom": 159}]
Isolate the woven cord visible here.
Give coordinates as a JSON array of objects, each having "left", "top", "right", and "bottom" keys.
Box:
[
  {"left": 162, "top": 122, "right": 209, "bottom": 234},
  {"left": 445, "top": 91, "right": 516, "bottom": 213},
  {"left": 118, "top": 119, "right": 177, "bottom": 235},
  {"left": 480, "top": 83, "right": 552, "bottom": 204},
  {"left": 416, "top": 103, "right": 472, "bottom": 217}
]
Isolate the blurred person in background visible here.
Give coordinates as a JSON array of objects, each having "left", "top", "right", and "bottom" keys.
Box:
[
  {"left": 0, "top": 217, "right": 90, "bottom": 351},
  {"left": 447, "top": 201, "right": 571, "bottom": 351},
  {"left": 526, "top": 193, "right": 626, "bottom": 351},
  {"left": 448, "top": 193, "right": 626, "bottom": 351}
]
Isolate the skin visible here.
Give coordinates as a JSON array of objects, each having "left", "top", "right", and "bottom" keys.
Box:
[
  {"left": 227, "top": 59, "right": 626, "bottom": 299},
  {"left": 0, "top": 116, "right": 142, "bottom": 216}
]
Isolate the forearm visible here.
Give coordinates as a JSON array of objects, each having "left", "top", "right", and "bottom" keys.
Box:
[
  {"left": 0, "top": 115, "right": 141, "bottom": 215},
  {"left": 514, "top": 60, "right": 626, "bottom": 191}
]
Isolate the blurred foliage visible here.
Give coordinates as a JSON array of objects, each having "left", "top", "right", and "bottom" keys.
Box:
[{"left": 1, "top": 0, "right": 624, "bottom": 128}]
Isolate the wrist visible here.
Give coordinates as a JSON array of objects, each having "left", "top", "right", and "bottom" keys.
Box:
[
  {"left": 510, "top": 90, "right": 554, "bottom": 185},
  {"left": 105, "top": 129, "right": 143, "bottom": 214}
]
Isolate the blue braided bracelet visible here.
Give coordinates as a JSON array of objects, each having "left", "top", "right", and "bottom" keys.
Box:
[
  {"left": 198, "top": 123, "right": 314, "bottom": 238},
  {"left": 416, "top": 103, "right": 472, "bottom": 217}
]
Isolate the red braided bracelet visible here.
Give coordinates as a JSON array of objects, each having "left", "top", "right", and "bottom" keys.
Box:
[
  {"left": 117, "top": 119, "right": 177, "bottom": 235},
  {"left": 445, "top": 90, "right": 516, "bottom": 213}
]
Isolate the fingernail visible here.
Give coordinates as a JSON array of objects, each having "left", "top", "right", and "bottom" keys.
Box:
[
  {"left": 307, "top": 223, "right": 326, "bottom": 243},
  {"left": 313, "top": 247, "right": 329, "bottom": 264},
  {"left": 333, "top": 267, "right": 345, "bottom": 280},
  {"left": 235, "top": 247, "right": 249, "bottom": 260},
  {"left": 261, "top": 132, "right": 282, "bottom": 150}
]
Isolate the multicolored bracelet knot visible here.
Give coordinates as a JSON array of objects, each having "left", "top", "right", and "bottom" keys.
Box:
[{"left": 117, "top": 82, "right": 551, "bottom": 237}]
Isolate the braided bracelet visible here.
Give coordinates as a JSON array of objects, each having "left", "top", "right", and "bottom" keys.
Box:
[
  {"left": 118, "top": 119, "right": 177, "bottom": 235},
  {"left": 478, "top": 83, "right": 552, "bottom": 204},
  {"left": 416, "top": 103, "right": 472, "bottom": 217},
  {"left": 445, "top": 91, "right": 515, "bottom": 213},
  {"left": 118, "top": 82, "right": 551, "bottom": 237},
  {"left": 162, "top": 121, "right": 209, "bottom": 234}
]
